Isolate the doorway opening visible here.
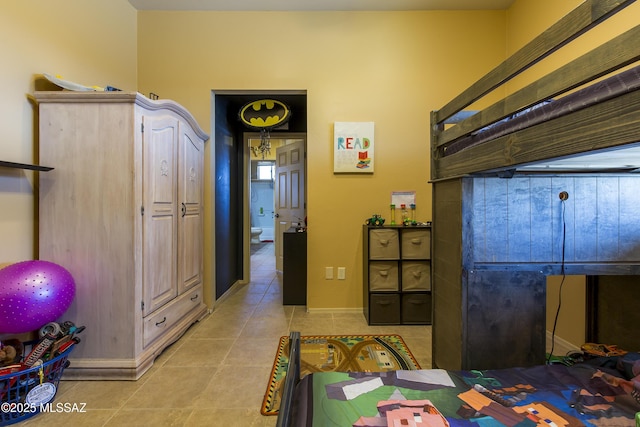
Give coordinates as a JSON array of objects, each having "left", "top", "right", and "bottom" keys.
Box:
[
  {"left": 243, "top": 133, "right": 307, "bottom": 281},
  {"left": 212, "top": 90, "right": 306, "bottom": 301}
]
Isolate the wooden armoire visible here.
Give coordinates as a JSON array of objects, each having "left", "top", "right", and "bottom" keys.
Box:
[{"left": 35, "top": 91, "right": 209, "bottom": 379}]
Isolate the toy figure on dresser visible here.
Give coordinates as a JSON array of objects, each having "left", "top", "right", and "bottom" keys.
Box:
[
  {"left": 400, "top": 204, "right": 409, "bottom": 226},
  {"left": 365, "top": 214, "right": 385, "bottom": 226},
  {"left": 399, "top": 203, "right": 419, "bottom": 226}
]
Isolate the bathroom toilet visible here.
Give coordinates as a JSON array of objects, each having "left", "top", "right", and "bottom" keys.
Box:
[{"left": 250, "top": 227, "right": 263, "bottom": 244}]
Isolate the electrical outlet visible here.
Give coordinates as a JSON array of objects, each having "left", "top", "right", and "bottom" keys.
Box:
[
  {"left": 337, "top": 267, "right": 346, "bottom": 280},
  {"left": 325, "top": 267, "right": 334, "bottom": 280}
]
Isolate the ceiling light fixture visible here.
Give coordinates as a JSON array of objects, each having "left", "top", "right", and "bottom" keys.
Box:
[{"left": 238, "top": 99, "right": 291, "bottom": 159}]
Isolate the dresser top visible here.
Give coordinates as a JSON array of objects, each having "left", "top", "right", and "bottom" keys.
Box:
[{"left": 33, "top": 91, "right": 209, "bottom": 141}]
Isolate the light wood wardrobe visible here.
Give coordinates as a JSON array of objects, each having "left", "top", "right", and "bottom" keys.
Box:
[{"left": 35, "top": 91, "right": 209, "bottom": 379}]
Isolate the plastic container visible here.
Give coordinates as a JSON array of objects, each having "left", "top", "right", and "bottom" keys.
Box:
[{"left": 0, "top": 342, "right": 73, "bottom": 426}]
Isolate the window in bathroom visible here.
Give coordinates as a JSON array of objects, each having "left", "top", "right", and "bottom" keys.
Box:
[{"left": 256, "top": 161, "right": 275, "bottom": 181}]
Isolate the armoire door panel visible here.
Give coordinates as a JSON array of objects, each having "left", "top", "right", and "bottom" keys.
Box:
[
  {"left": 179, "top": 213, "right": 202, "bottom": 292},
  {"left": 143, "top": 115, "right": 178, "bottom": 315},
  {"left": 180, "top": 130, "right": 203, "bottom": 205},
  {"left": 143, "top": 215, "right": 178, "bottom": 315},
  {"left": 146, "top": 120, "right": 178, "bottom": 205},
  {"left": 178, "top": 125, "right": 204, "bottom": 294}
]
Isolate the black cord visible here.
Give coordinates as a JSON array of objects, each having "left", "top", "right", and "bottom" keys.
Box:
[{"left": 547, "top": 200, "right": 567, "bottom": 364}]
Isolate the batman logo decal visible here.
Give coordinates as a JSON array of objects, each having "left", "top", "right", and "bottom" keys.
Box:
[{"left": 239, "top": 99, "right": 291, "bottom": 130}]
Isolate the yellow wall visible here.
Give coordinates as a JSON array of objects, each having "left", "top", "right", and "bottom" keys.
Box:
[
  {"left": 2, "top": 0, "right": 637, "bottom": 325},
  {"left": 506, "top": 0, "right": 640, "bottom": 86},
  {"left": 137, "top": 10, "right": 507, "bottom": 310},
  {"left": 0, "top": 0, "right": 138, "bottom": 263},
  {"left": 505, "top": 0, "right": 640, "bottom": 350}
]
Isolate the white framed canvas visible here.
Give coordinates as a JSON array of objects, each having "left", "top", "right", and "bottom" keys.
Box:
[{"left": 333, "top": 122, "right": 374, "bottom": 173}]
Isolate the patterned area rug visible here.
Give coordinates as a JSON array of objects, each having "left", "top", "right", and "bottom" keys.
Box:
[{"left": 261, "top": 334, "right": 421, "bottom": 416}]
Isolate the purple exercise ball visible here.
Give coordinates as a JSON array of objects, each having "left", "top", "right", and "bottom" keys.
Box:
[{"left": 0, "top": 260, "right": 76, "bottom": 334}]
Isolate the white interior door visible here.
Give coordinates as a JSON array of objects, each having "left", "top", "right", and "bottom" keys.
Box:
[{"left": 275, "top": 139, "right": 306, "bottom": 271}]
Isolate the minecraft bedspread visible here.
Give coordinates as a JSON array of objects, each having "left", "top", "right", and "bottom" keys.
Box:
[{"left": 288, "top": 354, "right": 640, "bottom": 427}]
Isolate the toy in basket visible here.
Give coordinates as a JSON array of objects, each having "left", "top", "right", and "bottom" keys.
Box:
[{"left": 0, "top": 321, "right": 84, "bottom": 426}]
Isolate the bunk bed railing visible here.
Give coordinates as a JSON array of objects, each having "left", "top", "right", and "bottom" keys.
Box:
[
  {"left": 431, "top": 0, "right": 639, "bottom": 181},
  {"left": 275, "top": 331, "right": 301, "bottom": 427},
  {"left": 435, "top": 90, "right": 640, "bottom": 178},
  {"left": 433, "top": 0, "right": 635, "bottom": 125},
  {"left": 435, "top": 26, "right": 640, "bottom": 150}
]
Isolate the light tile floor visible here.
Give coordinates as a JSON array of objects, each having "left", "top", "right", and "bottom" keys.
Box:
[{"left": 21, "top": 243, "right": 432, "bottom": 426}]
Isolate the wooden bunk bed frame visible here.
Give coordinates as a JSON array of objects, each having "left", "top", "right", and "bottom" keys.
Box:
[{"left": 430, "top": 0, "right": 640, "bottom": 371}]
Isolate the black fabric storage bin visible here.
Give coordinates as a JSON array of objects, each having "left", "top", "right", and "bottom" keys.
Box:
[
  {"left": 369, "top": 294, "right": 401, "bottom": 324},
  {"left": 402, "top": 293, "right": 432, "bottom": 324}
]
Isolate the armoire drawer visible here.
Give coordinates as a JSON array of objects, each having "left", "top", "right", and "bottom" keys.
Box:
[
  {"left": 143, "top": 287, "right": 203, "bottom": 347},
  {"left": 369, "top": 229, "right": 399, "bottom": 259},
  {"left": 401, "top": 229, "right": 431, "bottom": 259}
]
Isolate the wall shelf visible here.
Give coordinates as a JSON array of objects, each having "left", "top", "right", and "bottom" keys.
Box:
[{"left": 0, "top": 160, "right": 53, "bottom": 171}]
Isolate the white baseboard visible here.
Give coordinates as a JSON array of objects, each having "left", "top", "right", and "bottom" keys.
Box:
[
  {"left": 306, "top": 307, "right": 363, "bottom": 314},
  {"left": 546, "top": 331, "right": 581, "bottom": 356}
]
